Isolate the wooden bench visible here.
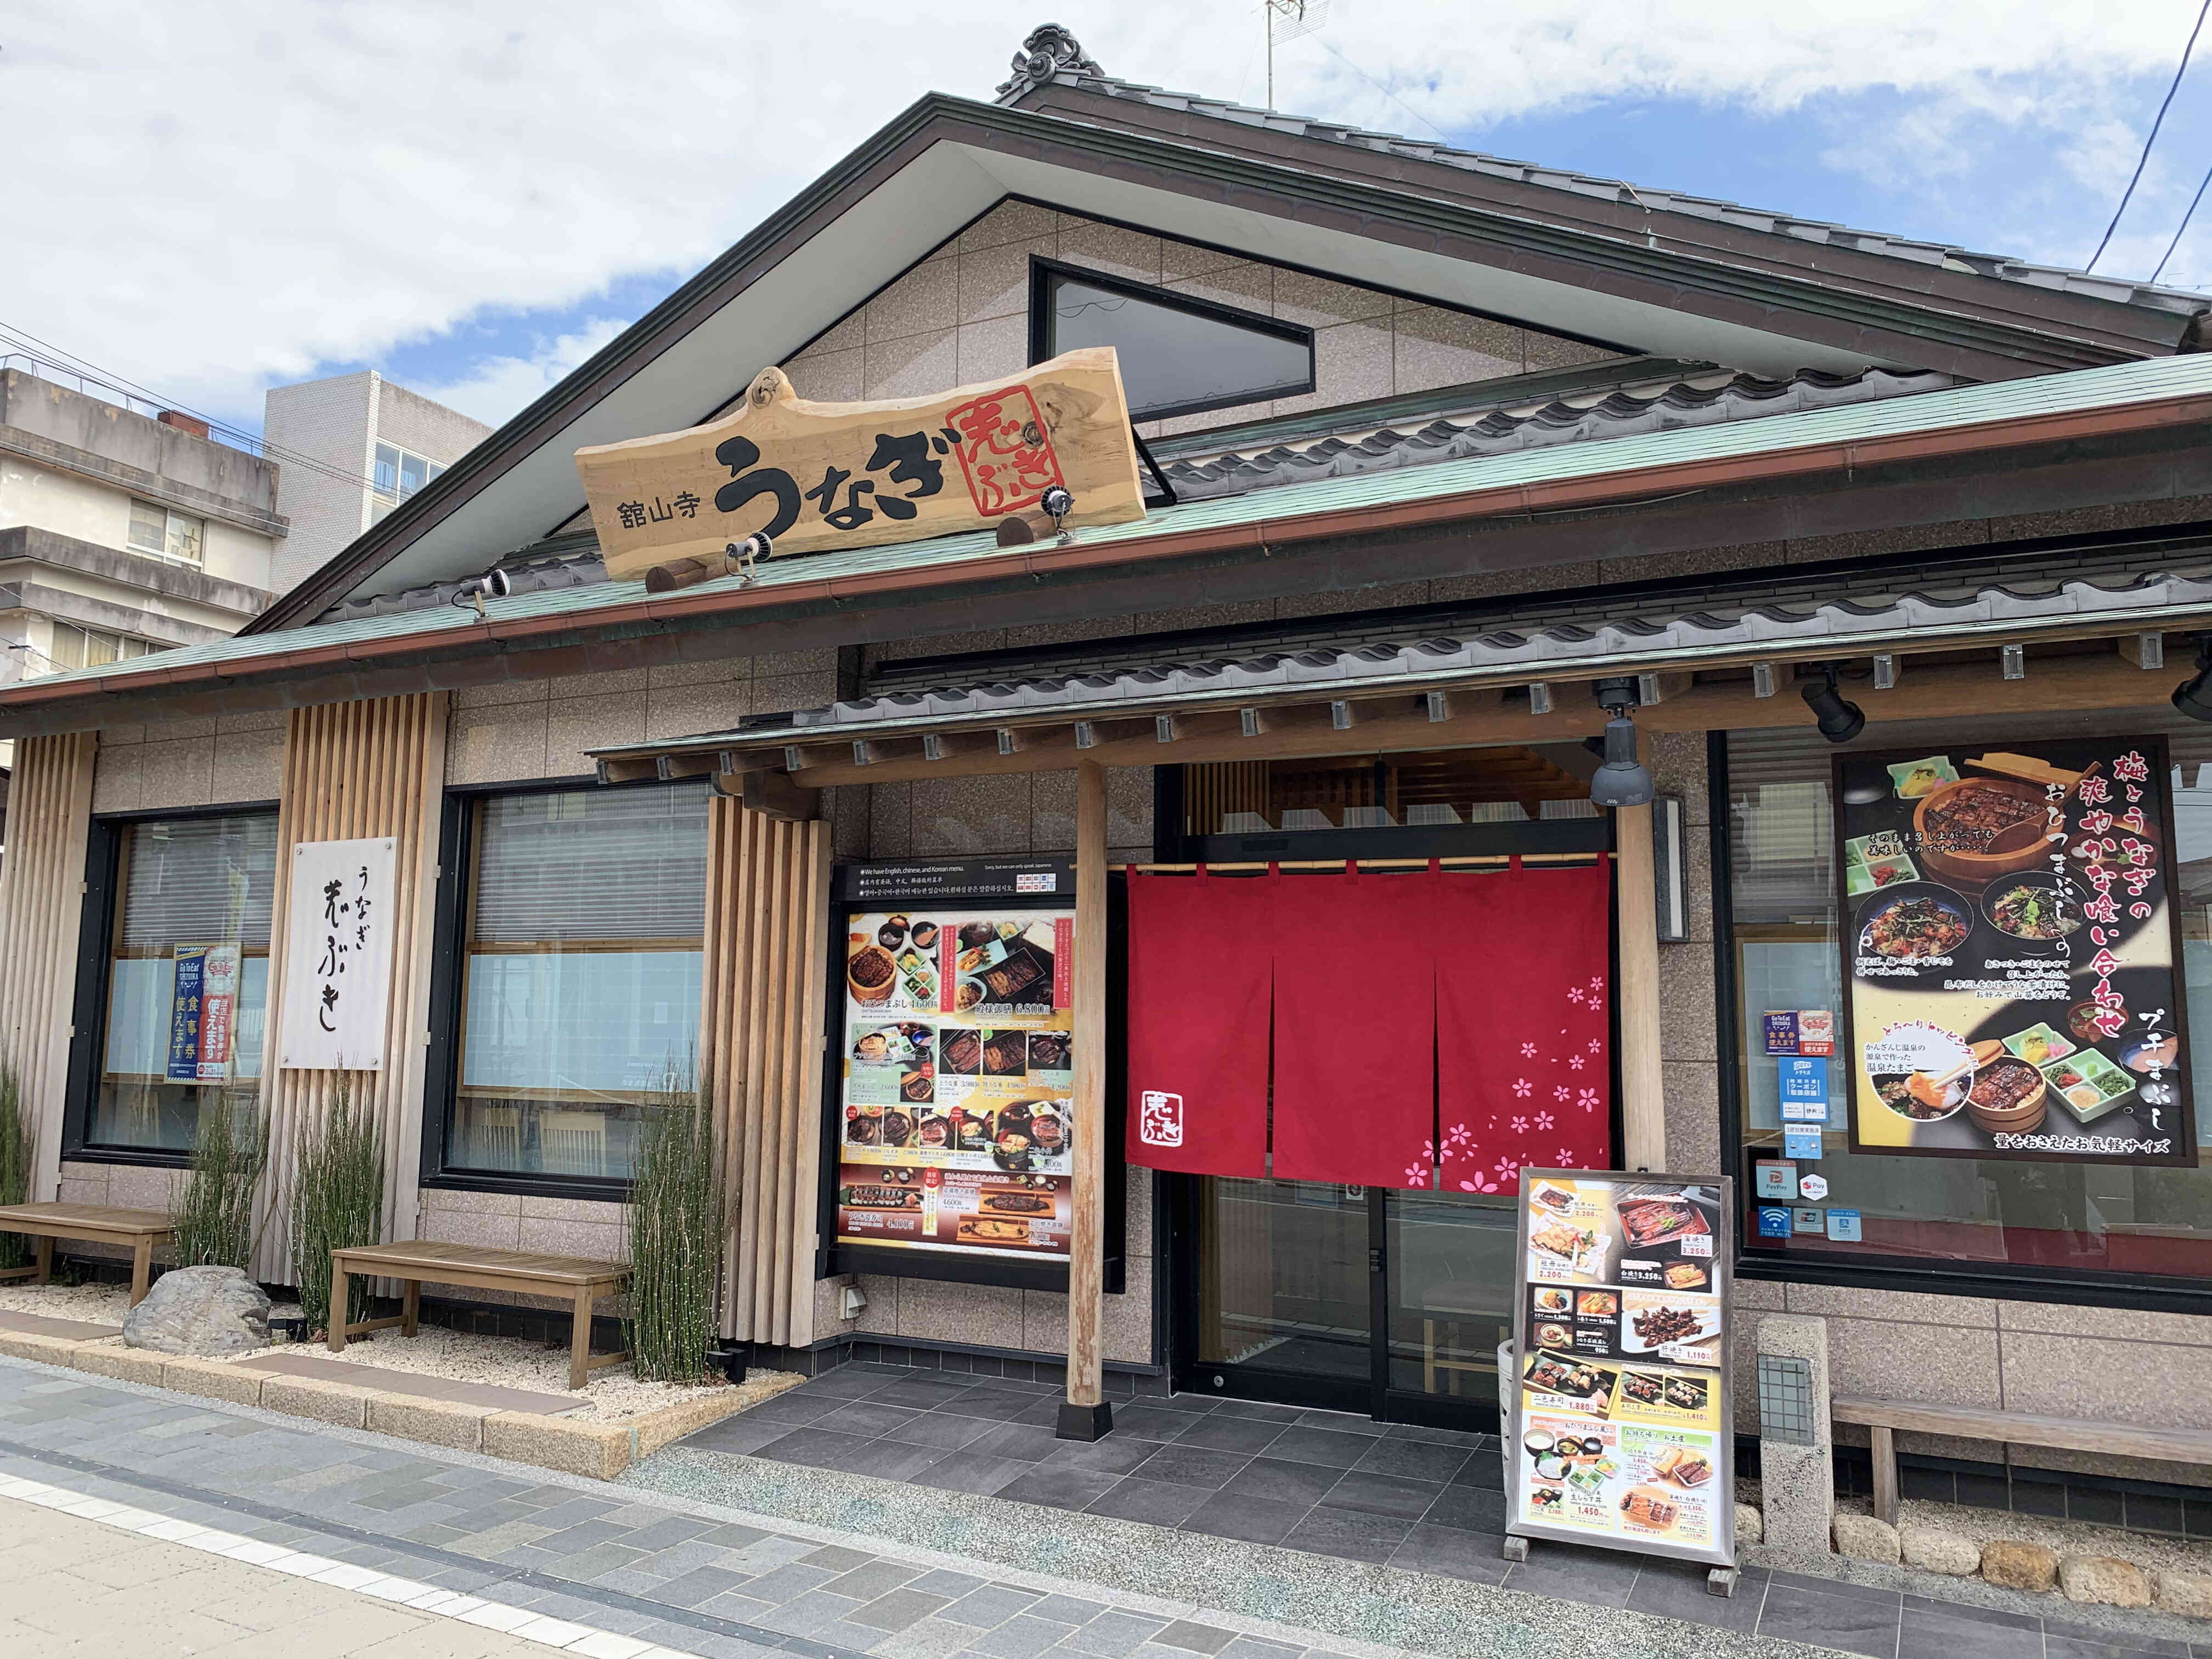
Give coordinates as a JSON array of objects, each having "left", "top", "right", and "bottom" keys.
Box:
[
  {"left": 1834, "top": 1396, "right": 2212, "bottom": 1526},
  {"left": 0, "top": 1203, "right": 176, "bottom": 1307},
  {"left": 329, "top": 1240, "right": 630, "bottom": 1390}
]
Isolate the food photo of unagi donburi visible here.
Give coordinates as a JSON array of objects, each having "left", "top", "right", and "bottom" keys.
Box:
[{"left": 847, "top": 942, "right": 898, "bottom": 1003}]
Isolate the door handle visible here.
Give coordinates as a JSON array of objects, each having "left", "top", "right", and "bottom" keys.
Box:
[{"left": 1368, "top": 1246, "right": 1384, "bottom": 1276}]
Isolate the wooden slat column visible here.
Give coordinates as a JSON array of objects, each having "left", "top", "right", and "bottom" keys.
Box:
[
  {"left": 700, "top": 798, "right": 830, "bottom": 1351},
  {"left": 1615, "top": 797, "right": 1667, "bottom": 1171},
  {"left": 0, "top": 731, "right": 98, "bottom": 1204},
  {"left": 253, "top": 693, "right": 448, "bottom": 1285},
  {"left": 1058, "top": 759, "right": 1113, "bottom": 1439}
]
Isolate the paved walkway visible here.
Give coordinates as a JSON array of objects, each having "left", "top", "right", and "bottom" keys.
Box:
[
  {"left": 0, "top": 1352, "right": 2200, "bottom": 1659},
  {"left": 0, "top": 1492, "right": 581, "bottom": 1657}
]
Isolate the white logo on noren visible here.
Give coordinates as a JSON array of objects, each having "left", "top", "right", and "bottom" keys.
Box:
[{"left": 1138, "top": 1090, "right": 1183, "bottom": 1147}]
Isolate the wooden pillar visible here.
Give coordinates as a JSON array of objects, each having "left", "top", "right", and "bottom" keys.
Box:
[
  {"left": 1059, "top": 759, "right": 1113, "bottom": 1439},
  {"left": 1614, "top": 798, "right": 1667, "bottom": 1171}
]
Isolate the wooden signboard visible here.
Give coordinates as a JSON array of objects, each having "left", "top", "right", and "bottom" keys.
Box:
[{"left": 574, "top": 346, "right": 1148, "bottom": 585}]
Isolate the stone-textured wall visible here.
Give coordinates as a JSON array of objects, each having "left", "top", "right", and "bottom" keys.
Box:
[
  {"left": 91, "top": 712, "right": 285, "bottom": 812},
  {"left": 782, "top": 200, "right": 1619, "bottom": 437}
]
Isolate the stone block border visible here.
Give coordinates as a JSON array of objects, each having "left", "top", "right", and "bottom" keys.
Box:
[{"left": 0, "top": 1327, "right": 772, "bottom": 1479}]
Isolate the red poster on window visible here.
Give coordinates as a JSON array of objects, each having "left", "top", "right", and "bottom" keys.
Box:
[
  {"left": 1124, "top": 871, "right": 1272, "bottom": 1178},
  {"left": 1272, "top": 867, "right": 1437, "bottom": 1188},
  {"left": 1436, "top": 859, "right": 1613, "bottom": 1195}
]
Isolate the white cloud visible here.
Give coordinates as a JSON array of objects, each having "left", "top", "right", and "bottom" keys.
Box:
[
  {"left": 2, "top": 1, "right": 2204, "bottom": 430},
  {"left": 408, "top": 317, "right": 630, "bottom": 427}
]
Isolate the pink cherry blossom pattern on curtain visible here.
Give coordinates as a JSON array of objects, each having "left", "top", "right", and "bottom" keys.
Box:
[{"left": 1436, "top": 858, "right": 1614, "bottom": 1195}]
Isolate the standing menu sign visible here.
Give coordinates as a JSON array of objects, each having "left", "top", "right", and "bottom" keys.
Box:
[
  {"left": 1837, "top": 738, "right": 2194, "bottom": 1166},
  {"left": 833, "top": 860, "right": 1077, "bottom": 1269},
  {"left": 1506, "top": 1171, "right": 1735, "bottom": 1571}
]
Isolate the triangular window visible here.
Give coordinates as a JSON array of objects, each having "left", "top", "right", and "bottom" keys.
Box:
[{"left": 1032, "top": 257, "right": 1314, "bottom": 422}]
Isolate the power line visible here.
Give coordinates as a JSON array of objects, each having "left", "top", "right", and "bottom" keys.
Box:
[
  {"left": 1306, "top": 31, "right": 1454, "bottom": 144},
  {"left": 2153, "top": 156, "right": 2212, "bottom": 283},
  {"left": 2087, "top": 0, "right": 2212, "bottom": 271},
  {"left": 0, "top": 320, "right": 390, "bottom": 498}
]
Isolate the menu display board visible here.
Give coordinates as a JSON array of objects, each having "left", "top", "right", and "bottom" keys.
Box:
[
  {"left": 1836, "top": 738, "right": 2195, "bottom": 1167},
  {"left": 1506, "top": 1171, "right": 1735, "bottom": 1570},
  {"left": 833, "top": 861, "right": 1077, "bottom": 1265}
]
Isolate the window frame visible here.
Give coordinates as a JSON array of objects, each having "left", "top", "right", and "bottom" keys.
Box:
[
  {"left": 419, "top": 774, "right": 708, "bottom": 1200},
  {"left": 125, "top": 499, "right": 205, "bottom": 567},
  {"left": 1712, "top": 729, "right": 2212, "bottom": 1316},
  {"left": 1026, "top": 255, "right": 1317, "bottom": 424},
  {"left": 64, "top": 799, "right": 281, "bottom": 1169},
  {"left": 373, "top": 443, "right": 445, "bottom": 516}
]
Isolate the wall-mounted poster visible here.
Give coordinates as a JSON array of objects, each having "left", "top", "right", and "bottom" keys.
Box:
[
  {"left": 832, "top": 861, "right": 1077, "bottom": 1267},
  {"left": 279, "top": 837, "right": 398, "bottom": 1071},
  {"left": 1506, "top": 1171, "right": 1735, "bottom": 1572},
  {"left": 1836, "top": 738, "right": 2196, "bottom": 1166}
]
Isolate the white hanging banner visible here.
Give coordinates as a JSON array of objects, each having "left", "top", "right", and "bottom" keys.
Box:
[{"left": 280, "top": 836, "right": 398, "bottom": 1071}]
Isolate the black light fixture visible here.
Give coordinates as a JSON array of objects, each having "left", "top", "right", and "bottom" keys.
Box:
[
  {"left": 1802, "top": 663, "right": 1865, "bottom": 744},
  {"left": 1587, "top": 676, "right": 1654, "bottom": 809},
  {"left": 2174, "top": 636, "right": 2212, "bottom": 722}
]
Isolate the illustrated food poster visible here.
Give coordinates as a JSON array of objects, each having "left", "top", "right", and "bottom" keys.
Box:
[
  {"left": 1836, "top": 738, "right": 2196, "bottom": 1166},
  {"left": 1510, "top": 1173, "right": 1735, "bottom": 1568},
  {"left": 836, "top": 861, "right": 1077, "bottom": 1262}
]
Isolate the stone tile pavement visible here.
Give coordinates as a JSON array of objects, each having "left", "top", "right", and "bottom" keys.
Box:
[{"left": 5, "top": 1351, "right": 2206, "bottom": 1659}]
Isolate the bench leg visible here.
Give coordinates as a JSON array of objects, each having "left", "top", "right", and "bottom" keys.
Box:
[
  {"left": 569, "top": 1286, "right": 593, "bottom": 1391},
  {"left": 328, "top": 1261, "right": 349, "bottom": 1353},
  {"left": 33, "top": 1235, "right": 51, "bottom": 1287},
  {"left": 402, "top": 1278, "right": 419, "bottom": 1339},
  {"left": 129, "top": 1237, "right": 153, "bottom": 1308},
  {"left": 1423, "top": 1319, "right": 1437, "bottom": 1394},
  {"left": 1870, "top": 1424, "right": 1899, "bottom": 1527}
]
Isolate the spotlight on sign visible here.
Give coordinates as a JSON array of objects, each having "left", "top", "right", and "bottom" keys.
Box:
[
  {"left": 450, "top": 567, "right": 512, "bottom": 619},
  {"left": 1587, "top": 675, "right": 1654, "bottom": 810},
  {"left": 1802, "top": 663, "right": 1865, "bottom": 744},
  {"left": 2174, "top": 636, "right": 2212, "bottom": 722}
]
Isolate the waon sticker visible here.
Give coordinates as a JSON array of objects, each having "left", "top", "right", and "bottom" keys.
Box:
[{"left": 1836, "top": 736, "right": 2196, "bottom": 1167}]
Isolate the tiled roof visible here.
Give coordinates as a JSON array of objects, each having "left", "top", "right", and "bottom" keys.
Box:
[
  {"left": 994, "top": 26, "right": 2212, "bottom": 320},
  {"left": 14, "top": 352, "right": 2212, "bottom": 709},
  {"left": 1157, "top": 366, "right": 1953, "bottom": 502},
  {"left": 601, "top": 545, "right": 2212, "bottom": 753}
]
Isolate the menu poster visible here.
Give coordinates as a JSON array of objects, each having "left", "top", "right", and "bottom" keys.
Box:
[
  {"left": 1509, "top": 1171, "right": 1735, "bottom": 1569},
  {"left": 1836, "top": 738, "right": 2196, "bottom": 1168},
  {"left": 835, "top": 903, "right": 1077, "bottom": 1263}
]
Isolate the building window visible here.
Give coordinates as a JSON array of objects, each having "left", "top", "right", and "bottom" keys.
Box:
[
  {"left": 1030, "top": 257, "right": 1314, "bottom": 422},
  {"left": 439, "top": 783, "right": 710, "bottom": 1186},
  {"left": 47, "top": 622, "right": 159, "bottom": 674},
  {"left": 1724, "top": 712, "right": 2212, "bottom": 1290},
  {"left": 85, "top": 812, "right": 278, "bottom": 1154},
  {"left": 372, "top": 443, "right": 445, "bottom": 521},
  {"left": 126, "top": 499, "right": 204, "bottom": 565}
]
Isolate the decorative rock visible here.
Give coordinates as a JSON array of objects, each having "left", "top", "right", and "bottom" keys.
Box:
[
  {"left": 1734, "top": 1503, "right": 1763, "bottom": 1547},
  {"left": 1980, "top": 1539, "right": 2059, "bottom": 1592},
  {"left": 121, "top": 1266, "right": 270, "bottom": 1357},
  {"left": 2059, "top": 1555, "right": 2152, "bottom": 1609},
  {"left": 1832, "top": 1513, "right": 1900, "bottom": 1565},
  {"left": 1900, "top": 1524, "right": 1980, "bottom": 1577},
  {"left": 2154, "top": 1568, "right": 2212, "bottom": 1619}
]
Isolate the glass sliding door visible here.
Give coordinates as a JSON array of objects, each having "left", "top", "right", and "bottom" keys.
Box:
[
  {"left": 1184, "top": 1177, "right": 1374, "bottom": 1410},
  {"left": 1384, "top": 1187, "right": 1519, "bottom": 1423}
]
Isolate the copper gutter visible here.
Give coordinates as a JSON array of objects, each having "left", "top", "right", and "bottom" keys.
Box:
[{"left": 7, "top": 389, "right": 2211, "bottom": 722}]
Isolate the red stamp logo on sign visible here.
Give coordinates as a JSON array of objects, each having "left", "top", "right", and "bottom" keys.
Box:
[
  {"left": 1138, "top": 1090, "right": 1184, "bottom": 1148},
  {"left": 947, "top": 386, "right": 1066, "bottom": 517}
]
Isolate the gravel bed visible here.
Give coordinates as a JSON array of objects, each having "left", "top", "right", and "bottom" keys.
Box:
[{"left": 0, "top": 1280, "right": 802, "bottom": 1423}]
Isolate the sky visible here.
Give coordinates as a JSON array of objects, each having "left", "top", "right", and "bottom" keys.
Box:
[{"left": 8, "top": 2, "right": 2212, "bottom": 443}]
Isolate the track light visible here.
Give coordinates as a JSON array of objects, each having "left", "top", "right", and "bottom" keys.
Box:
[
  {"left": 2174, "top": 636, "right": 2212, "bottom": 722},
  {"left": 1802, "top": 663, "right": 1864, "bottom": 744},
  {"left": 449, "top": 567, "right": 512, "bottom": 619},
  {"left": 1587, "top": 676, "right": 1655, "bottom": 809}
]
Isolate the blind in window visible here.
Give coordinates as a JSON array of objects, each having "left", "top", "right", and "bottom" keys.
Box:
[
  {"left": 471, "top": 784, "right": 710, "bottom": 944},
  {"left": 119, "top": 815, "right": 279, "bottom": 948}
]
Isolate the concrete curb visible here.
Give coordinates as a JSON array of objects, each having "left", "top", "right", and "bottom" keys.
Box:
[{"left": 0, "top": 1329, "right": 761, "bottom": 1478}]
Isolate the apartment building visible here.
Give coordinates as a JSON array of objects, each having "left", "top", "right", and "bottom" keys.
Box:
[{"left": 261, "top": 371, "right": 488, "bottom": 595}]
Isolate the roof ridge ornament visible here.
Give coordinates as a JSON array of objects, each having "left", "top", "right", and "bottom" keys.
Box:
[{"left": 995, "top": 23, "right": 1103, "bottom": 102}]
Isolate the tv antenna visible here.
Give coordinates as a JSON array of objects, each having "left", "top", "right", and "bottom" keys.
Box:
[{"left": 1265, "top": 0, "right": 1329, "bottom": 108}]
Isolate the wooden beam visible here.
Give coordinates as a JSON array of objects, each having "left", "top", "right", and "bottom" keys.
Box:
[
  {"left": 722, "top": 769, "right": 820, "bottom": 821},
  {"left": 656, "top": 753, "right": 718, "bottom": 782},
  {"left": 1059, "top": 758, "right": 1111, "bottom": 1441},
  {"left": 597, "top": 757, "right": 661, "bottom": 785}
]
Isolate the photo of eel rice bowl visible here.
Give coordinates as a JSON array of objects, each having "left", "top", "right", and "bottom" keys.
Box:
[{"left": 1859, "top": 887, "right": 1970, "bottom": 960}]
